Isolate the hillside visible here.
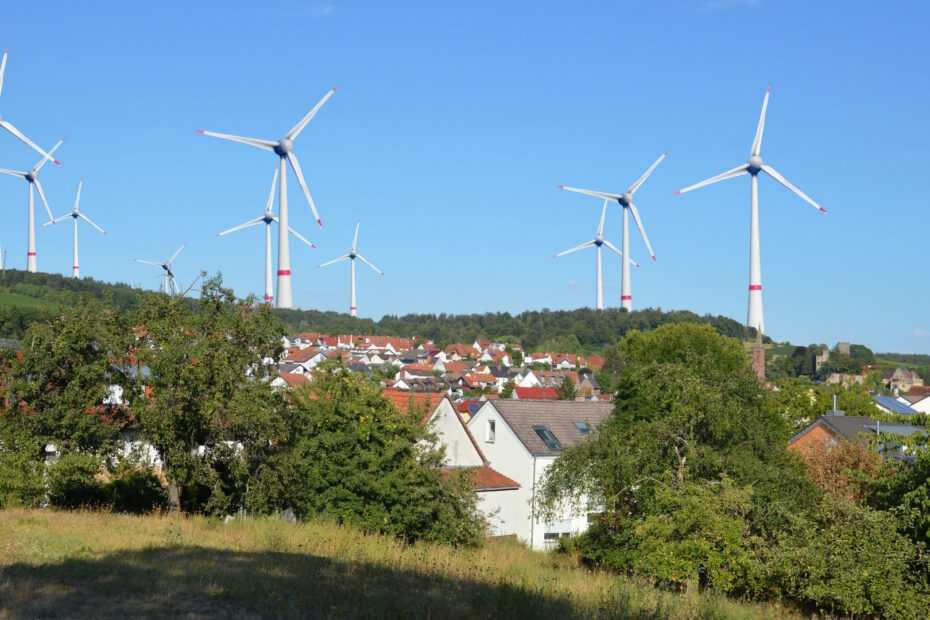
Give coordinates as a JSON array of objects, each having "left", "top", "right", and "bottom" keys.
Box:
[
  {"left": 0, "top": 269, "right": 759, "bottom": 352},
  {"left": 0, "top": 509, "right": 798, "bottom": 619}
]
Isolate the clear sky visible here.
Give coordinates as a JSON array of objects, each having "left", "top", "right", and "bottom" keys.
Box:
[{"left": 1, "top": 1, "right": 928, "bottom": 352}]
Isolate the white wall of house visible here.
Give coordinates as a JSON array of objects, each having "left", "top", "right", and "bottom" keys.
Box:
[
  {"left": 517, "top": 371, "right": 540, "bottom": 388},
  {"left": 911, "top": 397, "right": 930, "bottom": 414},
  {"left": 427, "top": 399, "right": 484, "bottom": 467},
  {"left": 466, "top": 402, "right": 591, "bottom": 550}
]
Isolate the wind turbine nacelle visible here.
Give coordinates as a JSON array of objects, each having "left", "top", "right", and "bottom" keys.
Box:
[
  {"left": 274, "top": 138, "right": 293, "bottom": 157},
  {"left": 748, "top": 155, "right": 764, "bottom": 174},
  {"left": 620, "top": 192, "right": 634, "bottom": 206}
]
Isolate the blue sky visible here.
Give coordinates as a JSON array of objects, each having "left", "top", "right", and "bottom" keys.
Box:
[{"left": 1, "top": 1, "right": 928, "bottom": 352}]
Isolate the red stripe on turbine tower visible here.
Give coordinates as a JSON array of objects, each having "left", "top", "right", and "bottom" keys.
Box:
[
  {"left": 621, "top": 295, "right": 632, "bottom": 300},
  {"left": 277, "top": 270, "right": 291, "bottom": 276},
  {"left": 27, "top": 252, "right": 36, "bottom": 256},
  {"left": 749, "top": 284, "right": 762, "bottom": 291}
]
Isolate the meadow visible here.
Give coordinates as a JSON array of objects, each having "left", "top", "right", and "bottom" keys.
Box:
[{"left": 0, "top": 509, "right": 802, "bottom": 619}]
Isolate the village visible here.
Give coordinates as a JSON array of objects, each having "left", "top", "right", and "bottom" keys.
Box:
[{"left": 262, "top": 331, "right": 930, "bottom": 550}]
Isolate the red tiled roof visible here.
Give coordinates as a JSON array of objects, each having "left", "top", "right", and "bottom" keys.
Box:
[
  {"left": 514, "top": 387, "right": 558, "bottom": 400},
  {"left": 442, "top": 361, "right": 468, "bottom": 373},
  {"left": 586, "top": 355, "right": 604, "bottom": 369},
  {"left": 466, "top": 372, "right": 496, "bottom": 385},
  {"left": 442, "top": 466, "right": 520, "bottom": 491},
  {"left": 906, "top": 385, "right": 930, "bottom": 397},
  {"left": 278, "top": 373, "right": 311, "bottom": 388},
  {"left": 286, "top": 347, "right": 321, "bottom": 363},
  {"left": 382, "top": 388, "right": 444, "bottom": 423}
]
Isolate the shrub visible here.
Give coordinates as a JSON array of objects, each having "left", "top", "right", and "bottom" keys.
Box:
[
  {"left": 46, "top": 453, "right": 109, "bottom": 509},
  {"left": 108, "top": 467, "right": 167, "bottom": 513}
]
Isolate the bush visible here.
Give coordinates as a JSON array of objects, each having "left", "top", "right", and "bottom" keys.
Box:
[
  {"left": 46, "top": 453, "right": 109, "bottom": 509},
  {"left": 108, "top": 468, "right": 167, "bottom": 513},
  {"left": 0, "top": 448, "right": 45, "bottom": 508}
]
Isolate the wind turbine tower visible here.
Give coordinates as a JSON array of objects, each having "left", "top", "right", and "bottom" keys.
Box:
[
  {"left": 198, "top": 85, "right": 337, "bottom": 309},
  {"left": 319, "top": 220, "right": 383, "bottom": 317},
  {"left": 675, "top": 87, "right": 825, "bottom": 334},
  {"left": 559, "top": 151, "right": 667, "bottom": 311},
  {"left": 553, "top": 200, "right": 638, "bottom": 310},
  {"left": 44, "top": 181, "right": 107, "bottom": 278},
  {"left": 216, "top": 169, "right": 316, "bottom": 303},
  {"left": 0, "top": 138, "right": 64, "bottom": 272}
]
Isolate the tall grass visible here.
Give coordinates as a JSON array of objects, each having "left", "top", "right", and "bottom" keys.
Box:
[{"left": 0, "top": 509, "right": 800, "bottom": 619}]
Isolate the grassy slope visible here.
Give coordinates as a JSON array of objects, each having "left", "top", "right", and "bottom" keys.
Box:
[
  {"left": 0, "top": 509, "right": 799, "bottom": 619},
  {"left": 0, "top": 291, "right": 57, "bottom": 310}
]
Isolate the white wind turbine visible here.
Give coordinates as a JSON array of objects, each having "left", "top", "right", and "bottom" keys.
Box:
[
  {"left": 0, "top": 138, "right": 64, "bottom": 272},
  {"left": 675, "top": 87, "right": 825, "bottom": 335},
  {"left": 43, "top": 181, "right": 106, "bottom": 278},
  {"left": 198, "top": 85, "right": 337, "bottom": 309},
  {"left": 216, "top": 169, "right": 316, "bottom": 303},
  {"left": 559, "top": 151, "right": 666, "bottom": 311},
  {"left": 135, "top": 244, "right": 186, "bottom": 295},
  {"left": 319, "top": 220, "right": 383, "bottom": 317},
  {"left": 0, "top": 47, "right": 63, "bottom": 165},
  {"left": 553, "top": 200, "right": 639, "bottom": 310}
]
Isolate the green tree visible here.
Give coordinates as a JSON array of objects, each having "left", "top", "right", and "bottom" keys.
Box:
[
  {"left": 499, "top": 379, "right": 515, "bottom": 399},
  {"left": 289, "top": 362, "right": 486, "bottom": 545},
  {"left": 130, "top": 276, "right": 285, "bottom": 513},
  {"left": 556, "top": 376, "right": 578, "bottom": 401}
]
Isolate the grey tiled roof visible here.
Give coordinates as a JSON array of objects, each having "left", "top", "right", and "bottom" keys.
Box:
[{"left": 489, "top": 400, "right": 613, "bottom": 456}]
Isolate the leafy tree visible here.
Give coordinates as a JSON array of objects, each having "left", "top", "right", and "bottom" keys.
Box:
[
  {"left": 130, "top": 276, "right": 285, "bottom": 513},
  {"left": 288, "top": 362, "right": 486, "bottom": 545},
  {"left": 499, "top": 379, "right": 515, "bottom": 399},
  {"left": 556, "top": 376, "right": 578, "bottom": 401}
]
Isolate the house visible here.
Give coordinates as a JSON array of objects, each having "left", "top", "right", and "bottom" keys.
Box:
[
  {"left": 513, "top": 386, "right": 558, "bottom": 400},
  {"left": 886, "top": 367, "right": 924, "bottom": 393},
  {"left": 466, "top": 400, "right": 613, "bottom": 549},
  {"left": 271, "top": 373, "right": 311, "bottom": 390},
  {"left": 873, "top": 394, "right": 917, "bottom": 415},
  {"left": 789, "top": 411, "right": 924, "bottom": 462}
]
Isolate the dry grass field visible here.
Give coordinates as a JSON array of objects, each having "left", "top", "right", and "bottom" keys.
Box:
[{"left": 0, "top": 509, "right": 802, "bottom": 619}]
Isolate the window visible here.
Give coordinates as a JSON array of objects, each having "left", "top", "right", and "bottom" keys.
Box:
[
  {"left": 487, "top": 419, "right": 496, "bottom": 443},
  {"left": 573, "top": 421, "right": 590, "bottom": 435},
  {"left": 533, "top": 426, "right": 562, "bottom": 451}
]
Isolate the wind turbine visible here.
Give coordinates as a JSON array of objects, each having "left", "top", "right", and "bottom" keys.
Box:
[
  {"left": 0, "top": 47, "right": 62, "bottom": 165},
  {"left": 675, "top": 87, "right": 825, "bottom": 335},
  {"left": 135, "top": 244, "right": 186, "bottom": 295},
  {"left": 43, "top": 181, "right": 106, "bottom": 278},
  {"left": 559, "top": 151, "right": 666, "bottom": 311},
  {"left": 216, "top": 169, "right": 316, "bottom": 303},
  {"left": 198, "top": 85, "right": 337, "bottom": 309},
  {"left": 553, "top": 200, "right": 638, "bottom": 310},
  {"left": 0, "top": 138, "right": 64, "bottom": 272},
  {"left": 319, "top": 220, "right": 383, "bottom": 317}
]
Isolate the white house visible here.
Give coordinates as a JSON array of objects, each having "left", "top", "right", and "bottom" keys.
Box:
[
  {"left": 516, "top": 370, "right": 541, "bottom": 388},
  {"left": 466, "top": 400, "right": 613, "bottom": 549}
]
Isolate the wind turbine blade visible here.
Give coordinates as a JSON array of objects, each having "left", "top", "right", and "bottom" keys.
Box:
[
  {"left": 171, "top": 276, "right": 179, "bottom": 296},
  {"left": 675, "top": 164, "right": 749, "bottom": 195},
  {"left": 217, "top": 216, "right": 264, "bottom": 236},
  {"left": 627, "top": 150, "right": 668, "bottom": 194},
  {"left": 33, "top": 138, "right": 65, "bottom": 172},
  {"left": 196, "top": 129, "right": 276, "bottom": 152},
  {"left": 761, "top": 165, "right": 826, "bottom": 213},
  {"left": 0, "top": 47, "right": 7, "bottom": 98},
  {"left": 0, "top": 168, "right": 27, "bottom": 179},
  {"left": 628, "top": 203, "right": 655, "bottom": 262},
  {"left": 602, "top": 239, "right": 640, "bottom": 268},
  {"left": 42, "top": 214, "right": 70, "bottom": 227},
  {"left": 287, "top": 225, "right": 316, "bottom": 250},
  {"left": 286, "top": 152, "right": 322, "bottom": 227},
  {"left": 168, "top": 243, "right": 186, "bottom": 263},
  {"left": 596, "top": 200, "right": 607, "bottom": 236},
  {"left": 558, "top": 185, "right": 621, "bottom": 202},
  {"left": 265, "top": 168, "right": 279, "bottom": 212},
  {"left": 751, "top": 86, "right": 771, "bottom": 157},
  {"left": 33, "top": 179, "right": 55, "bottom": 222},
  {"left": 73, "top": 180, "right": 83, "bottom": 212},
  {"left": 286, "top": 84, "right": 338, "bottom": 141},
  {"left": 318, "top": 254, "right": 351, "bottom": 268},
  {"left": 553, "top": 240, "right": 596, "bottom": 258},
  {"left": 135, "top": 258, "right": 164, "bottom": 267},
  {"left": 351, "top": 220, "right": 360, "bottom": 253},
  {"left": 356, "top": 254, "right": 384, "bottom": 275},
  {"left": 0, "top": 121, "right": 61, "bottom": 165},
  {"left": 79, "top": 213, "right": 106, "bottom": 235}
]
